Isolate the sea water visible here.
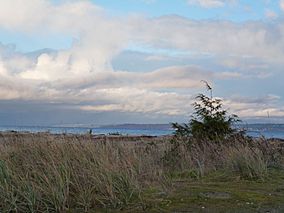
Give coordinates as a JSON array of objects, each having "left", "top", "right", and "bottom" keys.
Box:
[
  {"left": 0, "top": 124, "right": 284, "bottom": 139},
  {"left": 0, "top": 125, "right": 172, "bottom": 136}
]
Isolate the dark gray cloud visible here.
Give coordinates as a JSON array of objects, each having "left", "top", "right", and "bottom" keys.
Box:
[{"left": 0, "top": 100, "right": 185, "bottom": 126}]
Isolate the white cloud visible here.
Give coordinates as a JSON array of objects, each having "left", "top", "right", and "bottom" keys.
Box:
[
  {"left": 1, "top": 1, "right": 284, "bottom": 63},
  {"left": 0, "top": 0, "right": 103, "bottom": 33},
  {"left": 280, "top": 0, "right": 284, "bottom": 11},
  {"left": 80, "top": 88, "right": 192, "bottom": 115},
  {"left": 187, "top": 0, "right": 225, "bottom": 8},
  {"left": 0, "top": 0, "right": 130, "bottom": 80},
  {"left": 0, "top": 43, "right": 211, "bottom": 115},
  {"left": 215, "top": 71, "right": 242, "bottom": 79},
  {"left": 224, "top": 95, "right": 284, "bottom": 118},
  {"left": 136, "top": 16, "right": 284, "bottom": 62}
]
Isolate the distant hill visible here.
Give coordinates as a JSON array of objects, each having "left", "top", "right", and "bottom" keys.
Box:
[{"left": 99, "top": 123, "right": 172, "bottom": 130}]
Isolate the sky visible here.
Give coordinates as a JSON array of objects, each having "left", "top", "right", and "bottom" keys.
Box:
[{"left": 0, "top": 0, "right": 284, "bottom": 126}]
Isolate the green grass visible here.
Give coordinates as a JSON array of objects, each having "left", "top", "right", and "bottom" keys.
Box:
[{"left": 142, "top": 169, "right": 284, "bottom": 212}]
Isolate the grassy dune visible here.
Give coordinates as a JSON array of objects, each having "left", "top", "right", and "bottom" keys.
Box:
[{"left": 0, "top": 132, "right": 283, "bottom": 212}]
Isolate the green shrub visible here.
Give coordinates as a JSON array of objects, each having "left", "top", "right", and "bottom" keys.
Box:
[{"left": 173, "top": 81, "right": 240, "bottom": 140}]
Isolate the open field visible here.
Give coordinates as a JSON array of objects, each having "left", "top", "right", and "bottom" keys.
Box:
[{"left": 0, "top": 132, "right": 283, "bottom": 212}]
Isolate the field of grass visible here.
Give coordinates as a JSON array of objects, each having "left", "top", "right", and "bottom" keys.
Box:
[{"left": 0, "top": 132, "right": 283, "bottom": 212}]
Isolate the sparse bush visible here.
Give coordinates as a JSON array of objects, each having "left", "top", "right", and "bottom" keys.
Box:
[{"left": 173, "top": 81, "right": 240, "bottom": 140}]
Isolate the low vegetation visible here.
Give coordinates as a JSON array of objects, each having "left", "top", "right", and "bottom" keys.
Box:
[{"left": 0, "top": 133, "right": 283, "bottom": 212}]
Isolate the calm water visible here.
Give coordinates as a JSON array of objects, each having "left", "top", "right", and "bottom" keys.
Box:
[
  {"left": 0, "top": 124, "right": 284, "bottom": 139},
  {"left": 0, "top": 126, "right": 172, "bottom": 136},
  {"left": 240, "top": 124, "right": 284, "bottom": 139}
]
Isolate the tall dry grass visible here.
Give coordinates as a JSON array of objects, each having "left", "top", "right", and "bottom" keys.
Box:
[
  {"left": 162, "top": 135, "right": 283, "bottom": 179},
  {"left": 0, "top": 132, "right": 283, "bottom": 212},
  {"left": 0, "top": 134, "right": 170, "bottom": 212}
]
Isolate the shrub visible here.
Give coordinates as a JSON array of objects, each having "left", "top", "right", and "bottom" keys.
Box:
[{"left": 173, "top": 81, "right": 240, "bottom": 140}]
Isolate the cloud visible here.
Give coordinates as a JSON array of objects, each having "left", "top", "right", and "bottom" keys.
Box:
[
  {"left": 280, "top": 0, "right": 284, "bottom": 11},
  {"left": 187, "top": 0, "right": 228, "bottom": 8},
  {"left": 215, "top": 71, "right": 242, "bottom": 79},
  {"left": 135, "top": 16, "right": 284, "bottom": 62},
  {"left": 79, "top": 88, "right": 192, "bottom": 115},
  {"left": 224, "top": 95, "right": 284, "bottom": 118},
  {"left": 0, "top": 41, "right": 213, "bottom": 116},
  {"left": 0, "top": 43, "right": 210, "bottom": 115},
  {"left": 0, "top": 0, "right": 283, "bottom": 121},
  {"left": 0, "top": 0, "right": 130, "bottom": 80},
  {"left": 2, "top": 2, "right": 284, "bottom": 63},
  {"left": 0, "top": 0, "right": 103, "bottom": 33},
  {"left": 265, "top": 9, "right": 278, "bottom": 19}
]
